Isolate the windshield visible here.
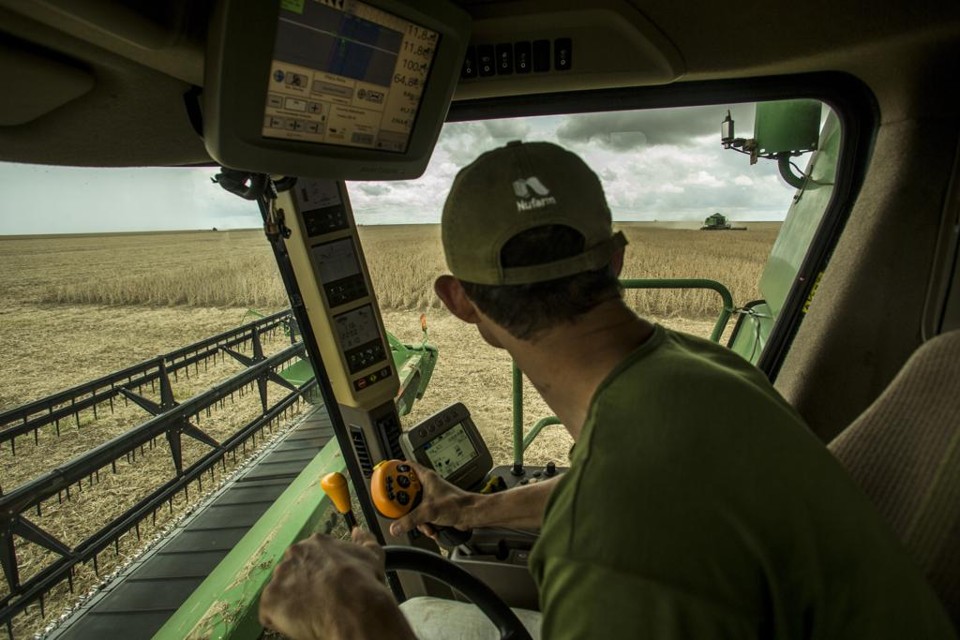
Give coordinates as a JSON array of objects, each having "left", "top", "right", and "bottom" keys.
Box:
[{"left": 0, "top": 99, "right": 837, "bottom": 637}]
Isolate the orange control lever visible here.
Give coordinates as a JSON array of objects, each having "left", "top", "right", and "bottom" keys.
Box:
[{"left": 321, "top": 472, "right": 358, "bottom": 530}]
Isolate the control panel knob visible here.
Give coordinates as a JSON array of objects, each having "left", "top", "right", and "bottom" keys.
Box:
[{"left": 545, "top": 461, "right": 557, "bottom": 477}]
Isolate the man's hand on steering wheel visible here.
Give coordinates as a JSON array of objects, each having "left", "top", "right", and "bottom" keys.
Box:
[
  {"left": 259, "top": 528, "right": 416, "bottom": 640},
  {"left": 389, "top": 461, "right": 477, "bottom": 538}
]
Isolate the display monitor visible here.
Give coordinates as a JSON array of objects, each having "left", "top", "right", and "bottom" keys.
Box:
[
  {"left": 422, "top": 422, "right": 479, "bottom": 478},
  {"left": 334, "top": 304, "right": 387, "bottom": 373},
  {"left": 205, "top": 0, "right": 470, "bottom": 180},
  {"left": 263, "top": 1, "right": 438, "bottom": 154},
  {"left": 311, "top": 237, "right": 368, "bottom": 306},
  {"left": 400, "top": 402, "right": 493, "bottom": 489}
]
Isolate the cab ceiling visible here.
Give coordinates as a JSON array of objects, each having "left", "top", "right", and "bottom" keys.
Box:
[{"left": 0, "top": 0, "right": 957, "bottom": 167}]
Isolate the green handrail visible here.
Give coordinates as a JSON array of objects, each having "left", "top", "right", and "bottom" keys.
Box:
[
  {"left": 523, "top": 416, "right": 563, "bottom": 452},
  {"left": 511, "top": 278, "right": 735, "bottom": 469},
  {"left": 618, "top": 278, "right": 734, "bottom": 343},
  {"left": 512, "top": 365, "right": 524, "bottom": 474}
]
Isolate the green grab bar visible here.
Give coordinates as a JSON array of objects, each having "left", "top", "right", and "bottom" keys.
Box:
[{"left": 511, "top": 277, "right": 736, "bottom": 468}]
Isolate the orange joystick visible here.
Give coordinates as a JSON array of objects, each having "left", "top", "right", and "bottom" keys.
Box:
[
  {"left": 370, "top": 461, "right": 472, "bottom": 548},
  {"left": 321, "top": 472, "right": 358, "bottom": 530},
  {"left": 371, "top": 460, "right": 423, "bottom": 519}
]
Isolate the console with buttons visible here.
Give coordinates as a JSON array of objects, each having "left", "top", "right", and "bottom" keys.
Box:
[
  {"left": 400, "top": 402, "right": 494, "bottom": 490},
  {"left": 461, "top": 38, "right": 573, "bottom": 80},
  {"left": 395, "top": 403, "right": 564, "bottom": 606},
  {"left": 488, "top": 460, "right": 562, "bottom": 490},
  {"left": 401, "top": 403, "right": 565, "bottom": 494}
]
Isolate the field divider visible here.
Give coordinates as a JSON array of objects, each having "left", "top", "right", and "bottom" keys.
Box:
[{"left": 0, "top": 343, "right": 304, "bottom": 516}]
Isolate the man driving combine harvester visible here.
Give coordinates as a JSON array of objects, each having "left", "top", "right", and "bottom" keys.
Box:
[{"left": 260, "top": 142, "right": 954, "bottom": 639}]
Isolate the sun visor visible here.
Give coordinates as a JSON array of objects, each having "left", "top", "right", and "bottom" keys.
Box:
[{"left": 0, "top": 38, "right": 94, "bottom": 126}]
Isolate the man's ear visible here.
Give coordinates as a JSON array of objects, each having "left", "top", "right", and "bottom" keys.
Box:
[
  {"left": 610, "top": 246, "right": 625, "bottom": 277},
  {"left": 434, "top": 275, "right": 481, "bottom": 324}
]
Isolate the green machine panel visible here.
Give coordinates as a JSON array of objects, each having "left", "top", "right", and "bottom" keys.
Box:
[{"left": 755, "top": 99, "right": 822, "bottom": 156}]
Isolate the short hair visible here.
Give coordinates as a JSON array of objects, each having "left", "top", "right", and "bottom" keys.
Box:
[{"left": 459, "top": 225, "right": 622, "bottom": 341}]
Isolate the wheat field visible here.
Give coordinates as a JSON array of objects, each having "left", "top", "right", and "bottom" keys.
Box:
[
  {"left": 32, "top": 224, "right": 779, "bottom": 319},
  {"left": 0, "top": 223, "right": 778, "bottom": 636}
]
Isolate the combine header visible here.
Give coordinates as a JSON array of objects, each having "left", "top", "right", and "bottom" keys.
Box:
[{"left": 0, "top": 310, "right": 437, "bottom": 636}]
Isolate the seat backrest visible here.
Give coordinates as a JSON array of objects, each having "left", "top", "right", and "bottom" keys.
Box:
[{"left": 829, "top": 329, "right": 960, "bottom": 627}]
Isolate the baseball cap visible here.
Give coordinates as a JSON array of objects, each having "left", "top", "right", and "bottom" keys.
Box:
[{"left": 441, "top": 140, "right": 627, "bottom": 285}]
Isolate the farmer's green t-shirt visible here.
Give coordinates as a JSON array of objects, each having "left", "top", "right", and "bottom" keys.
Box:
[{"left": 528, "top": 326, "right": 954, "bottom": 639}]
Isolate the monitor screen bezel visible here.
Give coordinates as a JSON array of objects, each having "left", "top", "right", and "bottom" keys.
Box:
[{"left": 204, "top": 0, "right": 470, "bottom": 180}]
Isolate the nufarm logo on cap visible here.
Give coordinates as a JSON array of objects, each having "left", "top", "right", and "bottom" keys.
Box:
[{"left": 513, "top": 177, "right": 557, "bottom": 212}]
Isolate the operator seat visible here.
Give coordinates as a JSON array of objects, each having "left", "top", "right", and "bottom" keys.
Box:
[
  {"left": 400, "top": 596, "right": 542, "bottom": 640},
  {"left": 828, "top": 329, "right": 960, "bottom": 628}
]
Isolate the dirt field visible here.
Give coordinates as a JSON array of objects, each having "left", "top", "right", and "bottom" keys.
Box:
[{"left": 0, "top": 223, "right": 777, "bottom": 636}]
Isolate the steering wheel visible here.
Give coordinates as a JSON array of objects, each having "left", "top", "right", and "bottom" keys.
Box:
[{"left": 384, "top": 546, "right": 533, "bottom": 640}]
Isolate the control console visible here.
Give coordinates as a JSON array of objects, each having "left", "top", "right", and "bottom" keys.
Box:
[
  {"left": 400, "top": 402, "right": 493, "bottom": 490},
  {"left": 400, "top": 402, "right": 566, "bottom": 493},
  {"left": 392, "top": 402, "right": 565, "bottom": 608},
  {"left": 487, "top": 461, "right": 562, "bottom": 490}
]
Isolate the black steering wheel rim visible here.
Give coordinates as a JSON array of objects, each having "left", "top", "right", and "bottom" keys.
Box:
[{"left": 384, "top": 546, "right": 533, "bottom": 640}]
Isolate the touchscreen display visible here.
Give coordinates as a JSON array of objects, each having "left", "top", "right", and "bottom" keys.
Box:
[
  {"left": 334, "top": 304, "right": 379, "bottom": 349},
  {"left": 313, "top": 237, "right": 361, "bottom": 284},
  {"left": 312, "top": 237, "right": 368, "bottom": 307},
  {"left": 262, "top": 0, "right": 439, "bottom": 152},
  {"left": 334, "top": 304, "right": 387, "bottom": 373},
  {"left": 423, "top": 423, "right": 478, "bottom": 478}
]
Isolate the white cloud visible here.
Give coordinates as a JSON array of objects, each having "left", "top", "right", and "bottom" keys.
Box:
[
  {"left": 358, "top": 183, "right": 390, "bottom": 196},
  {"left": 556, "top": 105, "right": 755, "bottom": 150},
  {"left": 684, "top": 171, "right": 724, "bottom": 188},
  {"left": 655, "top": 183, "right": 684, "bottom": 194},
  {"left": 483, "top": 119, "right": 532, "bottom": 140}
]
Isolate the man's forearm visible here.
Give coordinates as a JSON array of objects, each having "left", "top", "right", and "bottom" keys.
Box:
[{"left": 462, "top": 476, "right": 559, "bottom": 530}]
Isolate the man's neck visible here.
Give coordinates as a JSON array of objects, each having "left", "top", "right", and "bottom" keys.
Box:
[{"left": 503, "top": 300, "right": 655, "bottom": 440}]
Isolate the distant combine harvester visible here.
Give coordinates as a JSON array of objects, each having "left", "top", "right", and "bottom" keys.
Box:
[{"left": 700, "top": 213, "right": 747, "bottom": 231}]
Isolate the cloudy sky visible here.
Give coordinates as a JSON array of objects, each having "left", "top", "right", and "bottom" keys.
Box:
[{"left": 0, "top": 103, "right": 805, "bottom": 235}]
